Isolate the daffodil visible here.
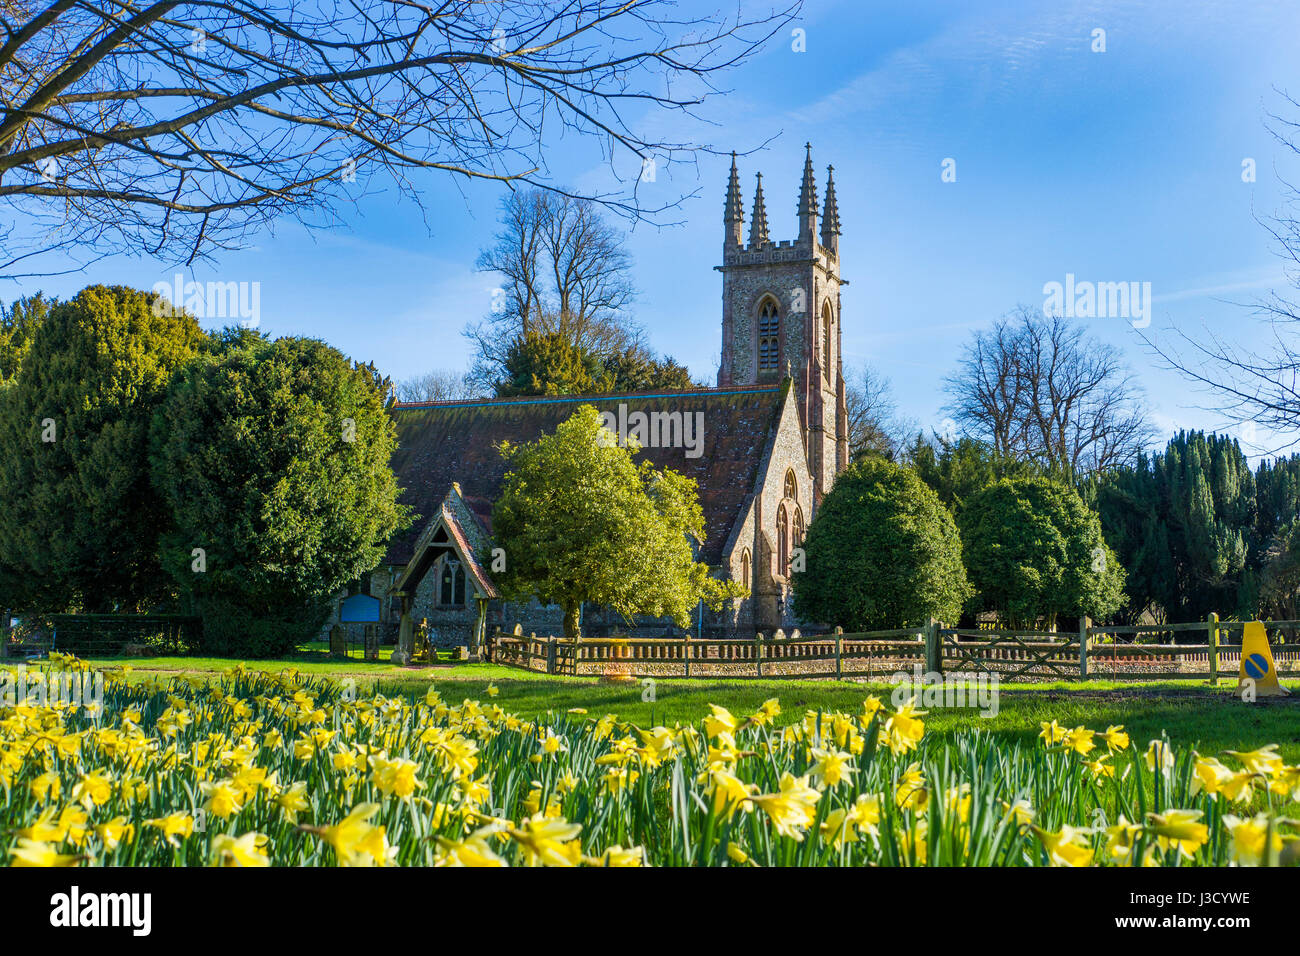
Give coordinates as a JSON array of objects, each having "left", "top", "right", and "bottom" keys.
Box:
[
  {"left": 512, "top": 815, "right": 583, "bottom": 867},
  {"left": 726, "top": 842, "right": 753, "bottom": 865},
  {"left": 882, "top": 698, "right": 926, "bottom": 755},
  {"left": 1222, "top": 814, "right": 1287, "bottom": 866},
  {"left": 211, "top": 832, "right": 271, "bottom": 867},
  {"left": 1003, "top": 799, "right": 1035, "bottom": 827},
  {"left": 94, "top": 817, "right": 135, "bottom": 851},
  {"left": 273, "top": 781, "right": 310, "bottom": 822},
  {"left": 1144, "top": 739, "right": 1174, "bottom": 773},
  {"left": 306, "top": 803, "right": 391, "bottom": 867},
  {"left": 810, "top": 747, "right": 855, "bottom": 787},
  {"left": 1033, "top": 825, "right": 1094, "bottom": 867},
  {"left": 58, "top": 805, "right": 90, "bottom": 847},
  {"left": 1146, "top": 809, "right": 1208, "bottom": 859},
  {"left": 861, "top": 696, "right": 884, "bottom": 722},
  {"left": 1224, "top": 745, "right": 1284, "bottom": 777},
  {"left": 586, "top": 845, "right": 645, "bottom": 867},
  {"left": 1083, "top": 755, "right": 1115, "bottom": 779},
  {"left": 702, "top": 705, "right": 737, "bottom": 739},
  {"left": 1104, "top": 815, "right": 1145, "bottom": 866},
  {"left": 1191, "top": 754, "right": 1233, "bottom": 796},
  {"left": 536, "top": 728, "right": 566, "bottom": 757},
  {"left": 371, "top": 755, "right": 424, "bottom": 798},
  {"left": 8, "top": 838, "right": 81, "bottom": 867},
  {"left": 751, "top": 698, "right": 782, "bottom": 727},
  {"left": 895, "top": 763, "right": 928, "bottom": 813},
  {"left": 15, "top": 807, "right": 63, "bottom": 842},
  {"left": 750, "top": 773, "right": 821, "bottom": 841},
  {"left": 1063, "top": 726, "right": 1096, "bottom": 756},
  {"left": 1038, "top": 720, "right": 1067, "bottom": 746},
  {"left": 1100, "top": 725, "right": 1130, "bottom": 752},
  {"left": 29, "top": 770, "right": 61, "bottom": 802},
  {"left": 703, "top": 769, "right": 756, "bottom": 820},
  {"left": 145, "top": 812, "right": 195, "bottom": 847},
  {"left": 436, "top": 825, "right": 509, "bottom": 867},
  {"left": 899, "top": 818, "right": 928, "bottom": 865},
  {"left": 201, "top": 779, "right": 244, "bottom": 819}
]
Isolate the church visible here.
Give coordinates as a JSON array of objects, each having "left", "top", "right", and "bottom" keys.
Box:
[{"left": 329, "top": 146, "right": 848, "bottom": 651}]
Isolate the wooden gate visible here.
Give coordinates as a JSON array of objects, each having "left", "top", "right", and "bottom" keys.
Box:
[{"left": 939, "top": 628, "right": 1080, "bottom": 680}]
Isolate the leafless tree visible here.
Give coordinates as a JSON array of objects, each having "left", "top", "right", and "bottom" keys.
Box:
[
  {"left": 946, "top": 316, "right": 1030, "bottom": 459},
  {"left": 843, "top": 363, "right": 912, "bottom": 461},
  {"left": 0, "top": 0, "right": 797, "bottom": 278},
  {"left": 466, "top": 188, "right": 639, "bottom": 389},
  {"left": 1142, "top": 91, "right": 1300, "bottom": 450},
  {"left": 945, "top": 306, "right": 1153, "bottom": 473},
  {"left": 395, "top": 368, "right": 477, "bottom": 404}
]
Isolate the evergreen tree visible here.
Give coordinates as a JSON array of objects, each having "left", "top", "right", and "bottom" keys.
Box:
[
  {"left": 0, "top": 286, "right": 206, "bottom": 612},
  {"left": 602, "top": 346, "right": 697, "bottom": 392},
  {"left": 150, "top": 332, "right": 410, "bottom": 656},
  {"left": 1088, "top": 431, "right": 1257, "bottom": 621},
  {"left": 1082, "top": 454, "right": 1175, "bottom": 623},
  {"left": 0, "top": 292, "right": 55, "bottom": 384},
  {"left": 1157, "top": 432, "right": 1254, "bottom": 619},
  {"left": 907, "top": 434, "right": 1041, "bottom": 520},
  {"left": 793, "top": 458, "right": 971, "bottom": 629},
  {"left": 495, "top": 332, "right": 612, "bottom": 397},
  {"left": 961, "top": 477, "right": 1125, "bottom": 628}
]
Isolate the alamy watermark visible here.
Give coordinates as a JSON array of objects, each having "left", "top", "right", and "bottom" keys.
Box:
[
  {"left": 890, "top": 664, "right": 1000, "bottom": 717},
  {"left": 151, "top": 274, "right": 261, "bottom": 327},
  {"left": 597, "top": 403, "right": 704, "bottom": 459},
  {"left": 1, "top": 665, "right": 104, "bottom": 716},
  {"left": 1043, "top": 273, "right": 1151, "bottom": 329}
]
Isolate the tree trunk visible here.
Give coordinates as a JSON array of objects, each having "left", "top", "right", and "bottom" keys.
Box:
[{"left": 562, "top": 602, "right": 581, "bottom": 640}]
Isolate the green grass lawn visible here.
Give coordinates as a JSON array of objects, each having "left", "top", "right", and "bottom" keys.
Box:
[{"left": 60, "top": 649, "right": 1300, "bottom": 762}]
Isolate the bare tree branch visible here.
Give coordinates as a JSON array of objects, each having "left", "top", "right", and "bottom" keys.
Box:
[
  {"left": 843, "top": 363, "right": 912, "bottom": 462},
  {"left": 945, "top": 306, "right": 1154, "bottom": 473},
  {"left": 466, "top": 186, "right": 640, "bottom": 390},
  {"left": 1138, "top": 89, "right": 1300, "bottom": 454},
  {"left": 0, "top": 0, "right": 799, "bottom": 277}
]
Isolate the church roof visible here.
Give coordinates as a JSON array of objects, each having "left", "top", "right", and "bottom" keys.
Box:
[{"left": 385, "top": 385, "right": 788, "bottom": 567}]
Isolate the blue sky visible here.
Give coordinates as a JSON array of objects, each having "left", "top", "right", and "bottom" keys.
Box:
[{"left": 11, "top": 0, "right": 1300, "bottom": 456}]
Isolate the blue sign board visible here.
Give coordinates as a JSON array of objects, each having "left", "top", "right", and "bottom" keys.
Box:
[{"left": 339, "top": 593, "right": 381, "bottom": 623}]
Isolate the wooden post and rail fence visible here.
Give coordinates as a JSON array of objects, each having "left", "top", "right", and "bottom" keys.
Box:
[{"left": 487, "top": 615, "right": 1300, "bottom": 682}]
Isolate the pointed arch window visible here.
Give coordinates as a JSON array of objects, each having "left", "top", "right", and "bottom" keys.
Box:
[
  {"left": 793, "top": 506, "right": 805, "bottom": 548},
  {"left": 439, "top": 558, "right": 466, "bottom": 606},
  {"left": 822, "top": 302, "right": 833, "bottom": 380},
  {"left": 784, "top": 469, "right": 797, "bottom": 501},
  {"left": 777, "top": 502, "right": 790, "bottom": 578},
  {"left": 758, "top": 299, "right": 781, "bottom": 371},
  {"left": 740, "top": 549, "right": 751, "bottom": 594}
]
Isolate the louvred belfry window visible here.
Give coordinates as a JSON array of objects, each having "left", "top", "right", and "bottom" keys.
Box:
[{"left": 758, "top": 300, "right": 780, "bottom": 370}]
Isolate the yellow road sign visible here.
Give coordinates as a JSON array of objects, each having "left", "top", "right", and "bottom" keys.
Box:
[{"left": 1238, "top": 621, "right": 1290, "bottom": 698}]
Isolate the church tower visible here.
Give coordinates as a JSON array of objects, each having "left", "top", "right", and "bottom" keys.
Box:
[{"left": 717, "top": 145, "right": 848, "bottom": 504}]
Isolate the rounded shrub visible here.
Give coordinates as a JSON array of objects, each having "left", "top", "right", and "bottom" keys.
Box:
[{"left": 793, "top": 458, "right": 971, "bottom": 630}]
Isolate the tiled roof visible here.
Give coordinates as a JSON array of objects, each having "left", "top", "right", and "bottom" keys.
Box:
[{"left": 385, "top": 385, "right": 786, "bottom": 567}]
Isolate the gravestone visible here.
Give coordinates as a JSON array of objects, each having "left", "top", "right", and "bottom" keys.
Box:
[
  {"left": 364, "top": 625, "right": 379, "bottom": 661},
  {"left": 329, "top": 625, "right": 347, "bottom": 658}
]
